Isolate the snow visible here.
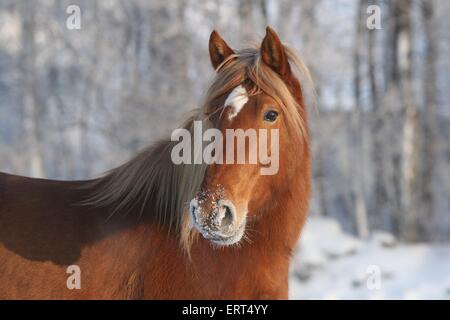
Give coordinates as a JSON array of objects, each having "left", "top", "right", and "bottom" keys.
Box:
[{"left": 289, "top": 216, "right": 450, "bottom": 300}]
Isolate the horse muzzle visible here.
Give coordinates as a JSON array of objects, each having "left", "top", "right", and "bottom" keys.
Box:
[{"left": 189, "top": 198, "right": 246, "bottom": 246}]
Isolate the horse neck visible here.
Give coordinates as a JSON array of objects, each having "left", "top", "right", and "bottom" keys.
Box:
[
  {"left": 255, "top": 132, "right": 311, "bottom": 250},
  {"left": 254, "top": 175, "right": 310, "bottom": 256}
]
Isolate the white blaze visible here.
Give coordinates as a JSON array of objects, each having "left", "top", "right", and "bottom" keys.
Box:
[{"left": 224, "top": 85, "right": 248, "bottom": 120}]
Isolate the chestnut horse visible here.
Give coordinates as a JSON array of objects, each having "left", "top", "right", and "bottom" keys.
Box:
[{"left": 0, "top": 27, "right": 311, "bottom": 299}]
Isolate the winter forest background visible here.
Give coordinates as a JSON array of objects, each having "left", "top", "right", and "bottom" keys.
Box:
[{"left": 0, "top": 0, "right": 449, "bottom": 299}]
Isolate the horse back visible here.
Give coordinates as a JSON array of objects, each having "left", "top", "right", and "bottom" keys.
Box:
[{"left": 0, "top": 172, "right": 99, "bottom": 298}]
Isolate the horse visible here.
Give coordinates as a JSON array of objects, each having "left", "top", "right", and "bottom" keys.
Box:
[{"left": 0, "top": 27, "right": 312, "bottom": 299}]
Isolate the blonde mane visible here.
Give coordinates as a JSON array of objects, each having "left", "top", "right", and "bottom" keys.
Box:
[{"left": 83, "top": 44, "right": 312, "bottom": 252}]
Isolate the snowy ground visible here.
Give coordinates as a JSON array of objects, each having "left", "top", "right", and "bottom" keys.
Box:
[{"left": 289, "top": 216, "right": 450, "bottom": 299}]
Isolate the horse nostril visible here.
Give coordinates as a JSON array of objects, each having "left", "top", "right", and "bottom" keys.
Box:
[
  {"left": 222, "top": 206, "right": 232, "bottom": 227},
  {"left": 219, "top": 204, "right": 235, "bottom": 229}
]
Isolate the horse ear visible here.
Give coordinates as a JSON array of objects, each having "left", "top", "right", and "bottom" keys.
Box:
[
  {"left": 209, "top": 30, "right": 234, "bottom": 70},
  {"left": 261, "top": 26, "right": 290, "bottom": 76}
]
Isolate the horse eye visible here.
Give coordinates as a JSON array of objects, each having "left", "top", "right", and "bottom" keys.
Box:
[{"left": 263, "top": 110, "right": 278, "bottom": 122}]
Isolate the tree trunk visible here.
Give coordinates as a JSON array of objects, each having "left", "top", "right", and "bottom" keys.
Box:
[
  {"left": 419, "top": 0, "right": 437, "bottom": 241},
  {"left": 352, "top": 0, "right": 369, "bottom": 239},
  {"left": 394, "top": 0, "right": 419, "bottom": 242},
  {"left": 369, "top": 1, "right": 389, "bottom": 232},
  {"left": 297, "top": 0, "right": 330, "bottom": 218},
  {"left": 20, "top": 0, "right": 45, "bottom": 178}
]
